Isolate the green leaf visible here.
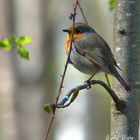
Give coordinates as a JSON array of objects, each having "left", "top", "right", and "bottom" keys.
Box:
[
  {"left": 0, "top": 39, "right": 12, "bottom": 51},
  {"left": 18, "top": 36, "right": 31, "bottom": 45},
  {"left": 70, "top": 88, "right": 79, "bottom": 103},
  {"left": 0, "top": 35, "right": 31, "bottom": 60},
  {"left": 17, "top": 46, "right": 29, "bottom": 59},
  {"left": 10, "top": 35, "right": 31, "bottom": 59},
  {"left": 11, "top": 35, "right": 31, "bottom": 46},
  {"left": 108, "top": 0, "right": 116, "bottom": 11},
  {"left": 44, "top": 104, "right": 53, "bottom": 113},
  {"left": 10, "top": 35, "right": 18, "bottom": 44}
]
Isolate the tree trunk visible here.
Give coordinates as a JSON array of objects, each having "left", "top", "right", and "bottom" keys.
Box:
[
  {"left": 10, "top": 0, "right": 47, "bottom": 140},
  {"left": 111, "top": 0, "right": 140, "bottom": 139},
  {"left": 0, "top": 0, "right": 18, "bottom": 140}
]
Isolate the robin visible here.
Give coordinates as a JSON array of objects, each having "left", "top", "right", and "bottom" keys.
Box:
[{"left": 63, "top": 22, "right": 131, "bottom": 91}]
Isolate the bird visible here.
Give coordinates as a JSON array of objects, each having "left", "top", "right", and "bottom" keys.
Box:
[{"left": 62, "top": 22, "right": 131, "bottom": 91}]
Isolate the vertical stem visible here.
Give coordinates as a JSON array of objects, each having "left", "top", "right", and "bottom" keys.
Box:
[
  {"left": 45, "top": 1, "right": 78, "bottom": 140},
  {"left": 77, "top": 1, "right": 88, "bottom": 24},
  {"left": 112, "top": 0, "right": 139, "bottom": 139}
]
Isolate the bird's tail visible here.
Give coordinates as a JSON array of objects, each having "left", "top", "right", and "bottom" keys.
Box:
[{"left": 111, "top": 68, "right": 131, "bottom": 92}]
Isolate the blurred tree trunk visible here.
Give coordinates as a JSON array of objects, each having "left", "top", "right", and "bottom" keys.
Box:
[
  {"left": 112, "top": 0, "right": 140, "bottom": 139},
  {"left": 10, "top": 0, "right": 51, "bottom": 140},
  {"left": 0, "top": 0, "right": 17, "bottom": 140},
  {"left": 40, "top": 1, "right": 58, "bottom": 140}
]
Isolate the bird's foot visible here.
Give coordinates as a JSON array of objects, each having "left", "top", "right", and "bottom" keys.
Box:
[
  {"left": 84, "top": 79, "right": 92, "bottom": 89},
  {"left": 84, "top": 74, "right": 95, "bottom": 89}
]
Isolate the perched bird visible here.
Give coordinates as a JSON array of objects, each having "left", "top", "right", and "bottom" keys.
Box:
[{"left": 63, "top": 23, "right": 130, "bottom": 91}]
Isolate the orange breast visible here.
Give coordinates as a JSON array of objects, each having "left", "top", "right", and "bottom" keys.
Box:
[
  {"left": 64, "top": 33, "right": 84, "bottom": 55},
  {"left": 64, "top": 34, "right": 70, "bottom": 55}
]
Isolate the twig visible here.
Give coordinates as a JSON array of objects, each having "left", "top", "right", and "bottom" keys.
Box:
[
  {"left": 77, "top": 1, "right": 88, "bottom": 24},
  {"left": 55, "top": 80, "right": 123, "bottom": 110},
  {"left": 45, "top": 115, "right": 55, "bottom": 139},
  {"left": 44, "top": 0, "right": 78, "bottom": 140}
]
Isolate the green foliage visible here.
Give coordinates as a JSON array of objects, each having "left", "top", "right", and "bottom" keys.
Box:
[
  {"left": 11, "top": 35, "right": 31, "bottom": 46},
  {"left": 0, "top": 39, "right": 12, "bottom": 51},
  {"left": 0, "top": 35, "right": 31, "bottom": 60},
  {"left": 17, "top": 46, "right": 29, "bottom": 59},
  {"left": 44, "top": 104, "right": 53, "bottom": 114},
  {"left": 70, "top": 88, "right": 79, "bottom": 103},
  {"left": 108, "top": 0, "right": 116, "bottom": 11}
]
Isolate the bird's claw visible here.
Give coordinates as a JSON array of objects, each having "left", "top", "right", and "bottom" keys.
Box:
[{"left": 84, "top": 80, "right": 92, "bottom": 89}]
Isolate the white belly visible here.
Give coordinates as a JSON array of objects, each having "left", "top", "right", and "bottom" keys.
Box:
[{"left": 70, "top": 46, "right": 100, "bottom": 75}]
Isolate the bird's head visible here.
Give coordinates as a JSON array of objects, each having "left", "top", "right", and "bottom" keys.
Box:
[
  {"left": 63, "top": 23, "right": 95, "bottom": 55},
  {"left": 63, "top": 22, "right": 95, "bottom": 39}
]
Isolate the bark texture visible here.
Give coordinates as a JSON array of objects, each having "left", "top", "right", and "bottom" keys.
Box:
[{"left": 112, "top": 0, "right": 140, "bottom": 139}]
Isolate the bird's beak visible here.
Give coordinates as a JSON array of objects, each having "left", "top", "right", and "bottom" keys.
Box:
[{"left": 62, "top": 29, "right": 70, "bottom": 33}]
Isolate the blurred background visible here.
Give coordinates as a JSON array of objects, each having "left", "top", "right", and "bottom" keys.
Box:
[{"left": 0, "top": 0, "right": 114, "bottom": 140}]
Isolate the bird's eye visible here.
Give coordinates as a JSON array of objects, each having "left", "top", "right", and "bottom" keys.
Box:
[{"left": 75, "top": 29, "right": 81, "bottom": 34}]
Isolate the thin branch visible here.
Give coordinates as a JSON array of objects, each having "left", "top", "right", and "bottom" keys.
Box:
[
  {"left": 54, "top": 80, "right": 124, "bottom": 110},
  {"left": 45, "top": 115, "right": 55, "bottom": 139},
  {"left": 45, "top": 0, "right": 78, "bottom": 140},
  {"left": 77, "top": 1, "right": 88, "bottom": 24}
]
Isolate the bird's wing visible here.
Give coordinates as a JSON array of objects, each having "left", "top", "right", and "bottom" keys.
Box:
[{"left": 74, "top": 32, "right": 115, "bottom": 73}]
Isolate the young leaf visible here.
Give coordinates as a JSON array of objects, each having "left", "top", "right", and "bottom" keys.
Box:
[
  {"left": 70, "top": 88, "right": 79, "bottom": 103},
  {"left": 109, "top": 0, "right": 116, "bottom": 11},
  {"left": 18, "top": 36, "right": 31, "bottom": 45},
  {"left": 17, "top": 46, "right": 29, "bottom": 59},
  {"left": 11, "top": 35, "right": 31, "bottom": 46},
  {"left": 0, "top": 39, "right": 12, "bottom": 51},
  {"left": 10, "top": 35, "right": 18, "bottom": 44},
  {"left": 44, "top": 104, "right": 53, "bottom": 114}
]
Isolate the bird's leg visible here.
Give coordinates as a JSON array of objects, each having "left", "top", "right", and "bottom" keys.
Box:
[
  {"left": 104, "top": 73, "right": 111, "bottom": 88},
  {"left": 84, "top": 73, "right": 95, "bottom": 89},
  {"left": 87, "top": 73, "right": 95, "bottom": 81}
]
